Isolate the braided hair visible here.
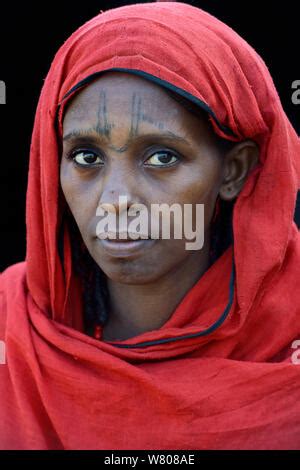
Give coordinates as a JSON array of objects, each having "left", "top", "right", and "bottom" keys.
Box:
[{"left": 66, "top": 211, "right": 110, "bottom": 333}]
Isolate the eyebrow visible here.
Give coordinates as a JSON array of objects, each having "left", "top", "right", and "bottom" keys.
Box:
[{"left": 62, "top": 127, "right": 190, "bottom": 146}]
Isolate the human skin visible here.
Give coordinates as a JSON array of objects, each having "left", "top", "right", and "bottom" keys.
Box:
[{"left": 60, "top": 72, "right": 258, "bottom": 341}]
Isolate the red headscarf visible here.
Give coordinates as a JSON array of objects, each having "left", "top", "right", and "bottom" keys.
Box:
[{"left": 1, "top": 1, "right": 300, "bottom": 449}]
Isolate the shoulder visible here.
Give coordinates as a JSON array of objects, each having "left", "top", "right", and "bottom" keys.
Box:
[
  {"left": 0, "top": 262, "right": 28, "bottom": 334},
  {"left": 1, "top": 261, "right": 27, "bottom": 294}
]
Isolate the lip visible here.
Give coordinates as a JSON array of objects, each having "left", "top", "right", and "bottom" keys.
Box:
[{"left": 98, "top": 238, "right": 156, "bottom": 257}]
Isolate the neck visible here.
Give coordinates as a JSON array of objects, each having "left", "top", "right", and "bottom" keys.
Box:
[{"left": 102, "top": 245, "right": 211, "bottom": 341}]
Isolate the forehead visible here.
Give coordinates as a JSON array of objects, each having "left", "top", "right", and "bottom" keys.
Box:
[{"left": 63, "top": 72, "right": 192, "bottom": 127}]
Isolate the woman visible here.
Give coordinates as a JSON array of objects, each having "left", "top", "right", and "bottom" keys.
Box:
[{"left": 0, "top": 1, "right": 299, "bottom": 450}]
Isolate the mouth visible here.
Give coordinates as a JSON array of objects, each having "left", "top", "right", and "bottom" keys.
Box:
[{"left": 97, "top": 235, "right": 156, "bottom": 257}]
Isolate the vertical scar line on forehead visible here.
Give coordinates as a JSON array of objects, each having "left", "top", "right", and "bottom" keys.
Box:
[
  {"left": 96, "top": 89, "right": 114, "bottom": 138},
  {"left": 130, "top": 93, "right": 142, "bottom": 139}
]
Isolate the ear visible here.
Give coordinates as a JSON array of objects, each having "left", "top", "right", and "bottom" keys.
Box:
[{"left": 219, "top": 140, "right": 259, "bottom": 201}]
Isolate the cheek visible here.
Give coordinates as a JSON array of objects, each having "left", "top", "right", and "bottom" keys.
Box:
[
  {"left": 60, "top": 163, "right": 97, "bottom": 230},
  {"left": 60, "top": 162, "right": 78, "bottom": 211},
  {"left": 166, "top": 162, "right": 222, "bottom": 228}
]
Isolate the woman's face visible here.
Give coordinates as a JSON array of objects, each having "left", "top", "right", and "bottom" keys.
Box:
[{"left": 60, "top": 72, "right": 226, "bottom": 284}]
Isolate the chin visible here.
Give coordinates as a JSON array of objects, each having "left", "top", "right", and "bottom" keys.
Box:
[{"left": 99, "top": 262, "right": 162, "bottom": 285}]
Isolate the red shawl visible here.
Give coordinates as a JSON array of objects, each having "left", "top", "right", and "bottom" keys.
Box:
[{"left": 1, "top": 1, "right": 300, "bottom": 450}]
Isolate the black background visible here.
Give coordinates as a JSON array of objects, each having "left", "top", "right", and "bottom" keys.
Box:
[{"left": 0, "top": 0, "right": 299, "bottom": 272}]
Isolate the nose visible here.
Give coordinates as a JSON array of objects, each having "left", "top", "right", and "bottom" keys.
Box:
[
  {"left": 96, "top": 165, "right": 148, "bottom": 239},
  {"left": 97, "top": 165, "right": 141, "bottom": 216}
]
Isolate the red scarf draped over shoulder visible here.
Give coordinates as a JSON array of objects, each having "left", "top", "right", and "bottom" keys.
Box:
[{"left": 1, "top": 1, "right": 300, "bottom": 449}]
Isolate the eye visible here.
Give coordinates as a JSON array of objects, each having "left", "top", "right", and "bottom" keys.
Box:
[
  {"left": 144, "top": 150, "right": 180, "bottom": 167},
  {"left": 70, "top": 149, "right": 103, "bottom": 167}
]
